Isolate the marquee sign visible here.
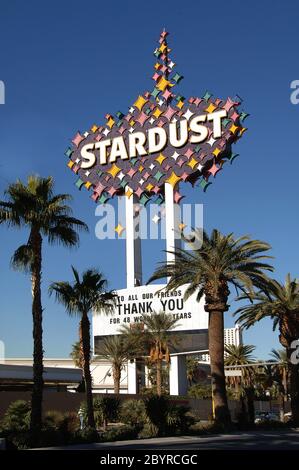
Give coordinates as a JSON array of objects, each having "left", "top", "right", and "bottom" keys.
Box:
[
  {"left": 65, "top": 31, "right": 248, "bottom": 205},
  {"left": 93, "top": 284, "right": 209, "bottom": 354}
]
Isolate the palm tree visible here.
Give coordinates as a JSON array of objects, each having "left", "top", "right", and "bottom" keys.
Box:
[
  {"left": 96, "top": 335, "right": 140, "bottom": 394},
  {"left": 121, "top": 312, "right": 180, "bottom": 396},
  {"left": 70, "top": 341, "right": 84, "bottom": 369},
  {"left": 234, "top": 274, "right": 299, "bottom": 423},
  {"left": 148, "top": 229, "right": 273, "bottom": 424},
  {"left": 186, "top": 357, "right": 201, "bottom": 386},
  {"left": 270, "top": 348, "right": 289, "bottom": 418},
  {"left": 224, "top": 344, "right": 256, "bottom": 422},
  {"left": 0, "top": 175, "right": 87, "bottom": 438},
  {"left": 49, "top": 267, "right": 116, "bottom": 429}
]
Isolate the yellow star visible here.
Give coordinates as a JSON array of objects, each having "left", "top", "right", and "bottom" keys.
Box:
[
  {"left": 134, "top": 95, "right": 147, "bottom": 111},
  {"left": 115, "top": 224, "right": 125, "bottom": 236},
  {"left": 125, "top": 187, "right": 133, "bottom": 199},
  {"left": 156, "top": 76, "right": 171, "bottom": 92},
  {"left": 205, "top": 103, "right": 216, "bottom": 113},
  {"left": 67, "top": 160, "right": 74, "bottom": 169},
  {"left": 176, "top": 100, "right": 184, "bottom": 109},
  {"left": 91, "top": 124, "right": 98, "bottom": 133},
  {"left": 213, "top": 148, "right": 221, "bottom": 157},
  {"left": 146, "top": 183, "right": 154, "bottom": 192},
  {"left": 153, "top": 107, "right": 162, "bottom": 118},
  {"left": 187, "top": 157, "right": 198, "bottom": 169},
  {"left": 166, "top": 171, "right": 181, "bottom": 188},
  {"left": 239, "top": 127, "right": 247, "bottom": 136},
  {"left": 108, "top": 164, "right": 121, "bottom": 178},
  {"left": 85, "top": 181, "right": 92, "bottom": 190},
  {"left": 107, "top": 117, "right": 115, "bottom": 129},
  {"left": 179, "top": 222, "right": 187, "bottom": 231},
  {"left": 156, "top": 153, "right": 166, "bottom": 165},
  {"left": 229, "top": 124, "right": 239, "bottom": 134}
]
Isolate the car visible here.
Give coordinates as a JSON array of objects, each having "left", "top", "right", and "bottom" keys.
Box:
[{"left": 254, "top": 411, "right": 280, "bottom": 423}]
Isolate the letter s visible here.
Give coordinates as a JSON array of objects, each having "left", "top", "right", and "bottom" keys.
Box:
[{"left": 80, "top": 143, "right": 96, "bottom": 169}]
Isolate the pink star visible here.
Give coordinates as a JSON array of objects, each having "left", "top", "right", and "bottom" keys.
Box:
[
  {"left": 162, "top": 89, "right": 172, "bottom": 100},
  {"left": 231, "top": 111, "right": 239, "bottom": 121},
  {"left": 223, "top": 98, "right": 235, "bottom": 112},
  {"left": 94, "top": 182, "right": 105, "bottom": 196},
  {"left": 136, "top": 111, "right": 149, "bottom": 127},
  {"left": 127, "top": 168, "right": 137, "bottom": 178},
  {"left": 174, "top": 191, "right": 184, "bottom": 204},
  {"left": 118, "top": 126, "right": 126, "bottom": 135},
  {"left": 185, "top": 148, "right": 194, "bottom": 158},
  {"left": 194, "top": 97, "right": 202, "bottom": 106},
  {"left": 208, "top": 163, "right": 221, "bottom": 177},
  {"left": 152, "top": 72, "right": 161, "bottom": 82},
  {"left": 135, "top": 187, "right": 144, "bottom": 198},
  {"left": 163, "top": 106, "right": 176, "bottom": 121},
  {"left": 181, "top": 172, "right": 189, "bottom": 181},
  {"left": 72, "top": 132, "right": 84, "bottom": 147},
  {"left": 108, "top": 186, "right": 117, "bottom": 197}
]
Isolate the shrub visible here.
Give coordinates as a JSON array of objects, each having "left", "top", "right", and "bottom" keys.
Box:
[
  {"left": 188, "top": 384, "right": 212, "bottom": 399},
  {"left": 72, "top": 426, "right": 100, "bottom": 444},
  {"left": 144, "top": 395, "right": 169, "bottom": 436},
  {"left": 143, "top": 395, "right": 194, "bottom": 437},
  {"left": 138, "top": 422, "right": 159, "bottom": 438},
  {"left": 103, "top": 425, "right": 138, "bottom": 442},
  {"left": 166, "top": 404, "right": 195, "bottom": 434},
  {"left": 120, "top": 400, "right": 146, "bottom": 428},
  {"left": 0, "top": 400, "right": 31, "bottom": 432},
  {"left": 93, "top": 396, "right": 120, "bottom": 429}
]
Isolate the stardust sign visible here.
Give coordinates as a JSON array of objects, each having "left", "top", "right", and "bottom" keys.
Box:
[
  {"left": 66, "top": 31, "right": 248, "bottom": 204},
  {"left": 80, "top": 109, "right": 226, "bottom": 167},
  {"left": 93, "top": 284, "right": 209, "bottom": 354}
]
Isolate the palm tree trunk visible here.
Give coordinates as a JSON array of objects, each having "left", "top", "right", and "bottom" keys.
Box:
[
  {"left": 30, "top": 228, "right": 44, "bottom": 441},
  {"left": 209, "top": 310, "right": 231, "bottom": 424},
  {"left": 113, "top": 365, "right": 121, "bottom": 394},
  {"left": 80, "top": 312, "right": 96, "bottom": 429},
  {"left": 156, "top": 359, "right": 162, "bottom": 396},
  {"left": 289, "top": 361, "right": 299, "bottom": 424}
]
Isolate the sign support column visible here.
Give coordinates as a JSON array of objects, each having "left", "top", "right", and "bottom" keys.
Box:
[
  {"left": 125, "top": 193, "right": 142, "bottom": 288},
  {"left": 165, "top": 183, "right": 188, "bottom": 396},
  {"left": 125, "top": 191, "right": 142, "bottom": 394}
]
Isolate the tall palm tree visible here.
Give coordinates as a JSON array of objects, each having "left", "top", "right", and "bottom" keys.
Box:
[
  {"left": 148, "top": 229, "right": 273, "bottom": 424},
  {"left": 235, "top": 274, "right": 299, "bottom": 423},
  {"left": 186, "top": 357, "right": 201, "bottom": 386},
  {"left": 121, "top": 312, "right": 180, "bottom": 396},
  {"left": 49, "top": 267, "right": 116, "bottom": 429},
  {"left": 270, "top": 348, "right": 289, "bottom": 416},
  {"left": 225, "top": 344, "right": 256, "bottom": 390},
  {"left": 0, "top": 175, "right": 87, "bottom": 438},
  {"left": 70, "top": 341, "right": 84, "bottom": 369},
  {"left": 96, "top": 335, "right": 141, "bottom": 394},
  {"left": 225, "top": 344, "right": 256, "bottom": 422}
]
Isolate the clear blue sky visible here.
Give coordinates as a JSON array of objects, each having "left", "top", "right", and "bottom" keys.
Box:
[{"left": 0, "top": 0, "right": 298, "bottom": 359}]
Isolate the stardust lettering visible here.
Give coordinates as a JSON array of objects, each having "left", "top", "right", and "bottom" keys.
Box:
[{"left": 80, "top": 110, "right": 227, "bottom": 169}]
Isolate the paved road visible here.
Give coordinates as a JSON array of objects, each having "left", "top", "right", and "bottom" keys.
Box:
[{"left": 41, "top": 429, "right": 299, "bottom": 450}]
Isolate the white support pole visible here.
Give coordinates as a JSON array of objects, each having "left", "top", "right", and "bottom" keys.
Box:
[
  {"left": 169, "top": 355, "right": 188, "bottom": 396},
  {"left": 125, "top": 192, "right": 142, "bottom": 394},
  {"left": 125, "top": 193, "right": 142, "bottom": 288},
  {"left": 164, "top": 183, "right": 181, "bottom": 264},
  {"left": 165, "top": 183, "right": 188, "bottom": 395},
  {"left": 127, "top": 360, "right": 137, "bottom": 394}
]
